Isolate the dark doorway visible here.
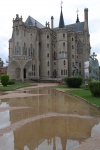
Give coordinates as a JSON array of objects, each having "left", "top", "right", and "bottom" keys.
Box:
[{"left": 24, "top": 68, "right": 26, "bottom": 78}]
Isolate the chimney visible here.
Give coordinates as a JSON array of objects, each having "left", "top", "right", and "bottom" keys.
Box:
[{"left": 51, "top": 16, "right": 54, "bottom": 29}]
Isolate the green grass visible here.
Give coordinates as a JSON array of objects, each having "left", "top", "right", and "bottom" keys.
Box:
[
  {"left": 55, "top": 84, "right": 100, "bottom": 107},
  {"left": 0, "top": 83, "right": 34, "bottom": 91}
]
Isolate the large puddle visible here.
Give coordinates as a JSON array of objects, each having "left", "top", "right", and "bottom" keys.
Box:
[{"left": 0, "top": 87, "right": 100, "bottom": 150}]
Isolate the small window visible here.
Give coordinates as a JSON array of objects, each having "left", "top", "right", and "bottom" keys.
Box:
[
  {"left": 63, "top": 42, "right": 65, "bottom": 46},
  {"left": 79, "top": 63, "right": 81, "bottom": 68},
  {"left": 47, "top": 44, "right": 49, "bottom": 48},
  {"left": 72, "top": 45, "right": 74, "bottom": 49},
  {"left": 47, "top": 35, "right": 49, "bottom": 39},
  {"left": 61, "top": 70, "right": 63, "bottom": 75},
  {"left": 63, "top": 34, "right": 65, "bottom": 38},
  {"left": 48, "top": 71, "right": 49, "bottom": 76},
  {"left": 47, "top": 53, "right": 49, "bottom": 57},
  {"left": 54, "top": 62, "right": 56, "bottom": 65},
  {"left": 66, "top": 70, "right": 67, "bottom": 75},
  {"left": 47, "top": 61, "right": 49, "bottom": 66},
  {"left": 72, "top": 55, "right": 74, "bottom": 58},
  {"left": 64, "top": 60, "right": 66, "bottom": 65},
  {"left": 72, "top": 37, "right": 74, "bottom": 41}
]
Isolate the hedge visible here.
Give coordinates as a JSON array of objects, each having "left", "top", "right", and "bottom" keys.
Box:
[
  {"left": 64, "top": 77, "right": 83, "bottom": 88},
  {"left": 88, "top": 81, "right": 100, "bottom": 97},
  {"left": 1, "top": 75, "right": 9, "bottom": 86}
]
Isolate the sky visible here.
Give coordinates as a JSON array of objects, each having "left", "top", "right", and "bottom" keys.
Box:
[{"left": 0, "top": 0, "right": 100, "bottom": 65}]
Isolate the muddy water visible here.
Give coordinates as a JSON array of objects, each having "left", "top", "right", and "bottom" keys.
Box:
[{"left": 0, "top": 88, "right": 100, "bottom": 150}]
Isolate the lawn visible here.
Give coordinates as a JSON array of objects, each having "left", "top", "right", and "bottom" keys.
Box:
[
  {"left": 0, "top": 82, "right": 34, "bottom": 91},
  {"left": 55, "top": 84, "right": 100, "bottom": 107}
]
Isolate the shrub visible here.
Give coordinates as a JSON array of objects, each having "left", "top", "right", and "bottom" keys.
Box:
[
  {"left": 8, "top": 79, "right": 15, "bottom": 85},
  {"left": 1, "top": 75, "right": 9, "bottom": 86},
  {"left": 88, "top": 81, "right": 100, "bottom": 97},
  {"left": 64, "top": 77, "right": 83, "bottom": 88}
]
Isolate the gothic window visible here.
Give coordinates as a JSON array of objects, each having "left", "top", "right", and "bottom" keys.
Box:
[
  {"left": 72, "top": 45, "right": 74, "bottom": 49},
  {"left": 54, "top": 62, "right": 56, "bottom": 65},
  {"left": 34, "top": 65, "right": 35, "bottom": 71},
  {"left": 48, "top": 71, "right": 49, "bottom": 76},
  {"left": 16, "top": 27, "right": 19, "bottom": 35},
  {"left": 72, "top": 62, "right": 74, "bottom": 67},
  {"left": 16, "top": 42, "right": 19, "bottom": 55},
  {"left": 63, "top": 34, "right": 65, "bottom": 38},
  {"left": 63, "top": 60, "right": 66, "bottom": 65},
  {"left": 30, "top": 44, "right": 33, "bottom": 57},
  {"left": 72, "top": 55, "right": 74, "bottom": 59},
  {"left": 77, "top": 40, "right": 83, "bottom": 54},
  {"left": 66, "top": 70, "right": 67, "bottom": 75},
  {"left": 64, "top": 69, "right": 66, "bottom": 75},
  {"left": 47, "top": 61, "right": 49, "bottom": 66},
  {"left": 32, "top": 65, "right": 33, "bottom": 71},
  {"left": 47, "top": 35, "right": 49, "bottom": 39},
  {"left": 63, "top": 42, "right": 65, "bottom": 46},
  {"left": 47, "top": 53, "right": 49, "bottom": 57},
  {"left": 54, "top": 51, "right": 56, "bottom": 60},
  {"left": 47, "top": 44, "right": 49, "bottom": 48},
  {"left": 15, "top": 47, "right": 16, "bottom": 55},
  {"left": 23, "top": 43, "right": 27, "bottom": 55},
  {"left": 72, "top": 37, "right": 74, "bottom": 41},
  {"left": 61, "top": 70, "right": 63, "bottom": 75},
  {"left": 79, "top": 62, "right": 81, "bottom": 68},
  {"left": 24, "top": 30, "right": 26, "bottom": 36}
]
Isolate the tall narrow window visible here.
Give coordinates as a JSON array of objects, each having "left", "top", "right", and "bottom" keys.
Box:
[
  {"left": 47, "top": 35, "right": 49, "bottom": 39},
  {"left": 63, "top": 34, "right": 65, "bottom": 38},
  {"left": 47, "top": 61, "right": 49, "bottom": 66},
  {"left": 72, "top": 45, "right": 74, "bottom": 49},
  {"left": 63, "top": 60, "right": 66, "bottom": 65}
]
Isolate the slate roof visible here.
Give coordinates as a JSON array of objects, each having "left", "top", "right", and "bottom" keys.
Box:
[
  {"left": 25, "top": 16, "right": 44, "bottom": 28},
  {"left": 66, "top": 22, "right": 85, "bottom": 32},
  {"left": 54, "top": 22, "right": 85, "bottom": 32}
]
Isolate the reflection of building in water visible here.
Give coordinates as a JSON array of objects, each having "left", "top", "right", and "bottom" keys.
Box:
[
  {"left": 7, "top": 88, "right": 100, "bottom": 149},
  {"left": 9, "top": 88, "right": 100, "bottom": 123},
  {"left": 13, "top": 117, "right": 98, "bottom": 150}
]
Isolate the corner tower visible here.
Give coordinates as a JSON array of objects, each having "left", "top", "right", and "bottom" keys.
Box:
[{"left": 56, "top": 5, "right": 68, "bottom": 78}]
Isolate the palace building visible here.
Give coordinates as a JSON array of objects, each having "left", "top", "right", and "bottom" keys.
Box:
[{"left": 8, "top": 7, "right": 90, "bottom": 81}]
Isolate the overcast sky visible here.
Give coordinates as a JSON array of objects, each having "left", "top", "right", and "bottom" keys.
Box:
[{"left": 0, "top": 0, "right": 100, "bottom": 65}]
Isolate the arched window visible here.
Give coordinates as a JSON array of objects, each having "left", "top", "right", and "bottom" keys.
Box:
[
  {"left": 72, "top": 45, "right": 74, "bottom": 49},
  {"left": 64, "top": 60, "right": 66, "bottom": 65},
  {"left": 47, "top": 61, "right": 49, "bottom": 66},
  {"left": 61, "top": 70, "right": 63, "bottom": 75},
  {"left": 23, "top": 42, "right": 27, "bottom": 55},
  {"left": 32, "top": 64, "right": 33, "bottom": 71},
  {"left": 47, "top": 35, "right": 49, "bottom": 39},
  {"left": 72, "top": 37, "right": 74, "bottom": 41}
]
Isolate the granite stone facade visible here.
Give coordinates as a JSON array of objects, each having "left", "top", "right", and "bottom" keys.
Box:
[{"left": 8, "top": 8, "right": 90, "bottom": 81}]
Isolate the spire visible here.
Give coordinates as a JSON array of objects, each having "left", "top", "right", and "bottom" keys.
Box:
[
  {"left": 59, "top": 1, "right": 64, "bottom": 28},
  {"left": 76, "top": 8, "right": 80, "bottom": 23}
]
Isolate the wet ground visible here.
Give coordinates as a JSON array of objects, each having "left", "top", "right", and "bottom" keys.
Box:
[{"left": 0, "top": 83, "right": 100, "bottom": 150}]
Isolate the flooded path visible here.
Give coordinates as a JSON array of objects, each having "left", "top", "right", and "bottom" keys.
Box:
[{"left": 0, "top": 83, "right": 100, "bottom": 150}]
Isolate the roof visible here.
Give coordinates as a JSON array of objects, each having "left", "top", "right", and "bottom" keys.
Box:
[
  {"left": 54, "top": 22, "right": 85, "bottom": 32},
  {"left": 66, "top": 22, "right": 85, "bottom": 32},
  {"left": 25, "top": 16, "right": 44, "bottom": 28}
]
